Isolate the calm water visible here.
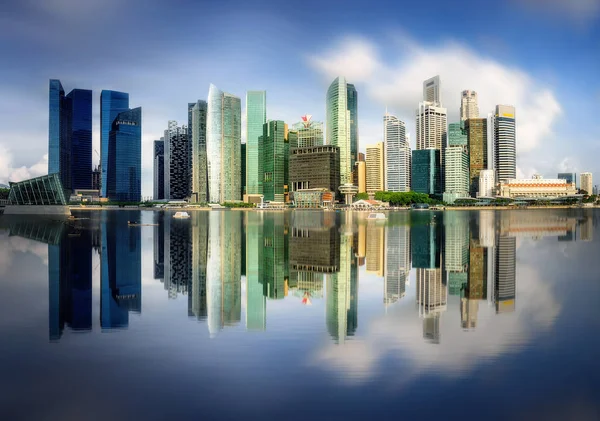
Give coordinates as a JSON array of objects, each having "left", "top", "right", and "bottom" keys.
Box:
[{"left": 1, "top": 209, "right": 599, "bottom": 420}]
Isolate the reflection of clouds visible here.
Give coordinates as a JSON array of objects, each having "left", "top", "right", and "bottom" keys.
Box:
[
  {"left": 311, "top": 263, "right": 560, "bottom": 383},
  {"left": 0, "top": 232, "right": 48, "bottom": 275}
]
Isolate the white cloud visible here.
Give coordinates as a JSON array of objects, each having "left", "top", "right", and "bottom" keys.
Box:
[
  {"left": 513, "top": 0, "right": 600, "bottom": 26},
  {"left": 0, "top": 143, "right": 47, "bottom": 184},
  {"left": 309, "top": 36, "right": 562, "bottom": 156}
]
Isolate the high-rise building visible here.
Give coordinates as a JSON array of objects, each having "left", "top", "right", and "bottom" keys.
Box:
[
  {"left": 262, "top": 120, "right": 289, "bottom": 202},
  {"left": 292, "top": 115, "right": 324, "bottom": 147},
  {"left": 206, "top": 84, "right": 242, "bottom": 203},
  {"left": 246, "top": 91, "right": 267, "bottom": 195},
  {"left": 347, "top": 83, "right": 358, "bottom": 169},
  {"left": 153, "top": 140, "right": 165, "bottom": 200},
  {"left": 107, "top": 107, "right": 142, "bottom": 202},
  {"left": 495, "top": 236, "right": 516, "bottom": 314},
  {"left": 384, "top": 113, "right": 411, "bottom": 192},
  {"left": 191, "top": 100, "right": 208, "bottom": 203},
  {"left": 327, "top": 76, "right": 353, "bottom": 185},
  {"left": 246, "top": 212, "right": 266, "bottom": 330},
  {"left": 48, "top": 80, "right": 93, "bottom": 192},
  {"left": 353, "top": 161, "right": 366, "bottom": 193},
  {"left": 478, "top": 170, "right": 495, "bottom": 198},
  {"left": 412, "top": 149, "right": 441, "bottom": 195},
  {"left": 384, "top": 223, "right": 411, "bottom": 305},
  {"left": 460, "top": 90, "right": 479, "bottom": 121},
  {"left": 423, "top": 76, "right": 441, "bottom": 106},
  {"left": 165, "top": 123, "right": 189, "bottom": 200},
  {"left": 416, "top": 97, "right": 447, "bottom": 192},
  {"left": 443, "top": 146, "right": 469, "bottom": 203},
  {"left": 190, "top": 212, "right": 209, "bottom": 320},
  {"left": 448, "top": 122, "right": 467, "bottom": 147},
  {"left": 466, "top": 118, "right": 489, "bottom": 197},
  {"left": 241, "top": 143, "right": 246, "bottom": 198},
  {"left": 366, "top": 142, "right": 384, "bottom": 195},
  {"left": 580, "top": 172, "right": 593, "bottom": 195},
  {"left": 289, "top": 145, "right": 340, "bottom": 195},
  {"left": 100, "top": 90, "right": 129, "bottom": 197},
  {"left": 494, "top": 105, "right": 516, "bottom": 183},
  {"left": 558, "top": 173, "right": 576, "bottom": 187}
]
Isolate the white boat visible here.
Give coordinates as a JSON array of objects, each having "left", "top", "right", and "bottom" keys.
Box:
[
  {"left": 367, "top": 212, "right": 387, "bottom": 220},
  {"left": 173, "top": 211, "right": 190, "bottom": 219}
]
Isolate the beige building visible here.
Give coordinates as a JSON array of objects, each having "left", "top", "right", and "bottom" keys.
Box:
[
  {"left": 580, "top": 172, "right": 593, "bottom": 194},
  {"left": 460, "top": 90, "right": 479, "bottom": 121},
  {"left": 366, "top": 142, "right": 385, "bottom": 195},
  {"left": 499, "top": 175, "right": 577, "bottom": 199},
  {"left": 354, "top": 161, "right": 366, "bottom": 193}
]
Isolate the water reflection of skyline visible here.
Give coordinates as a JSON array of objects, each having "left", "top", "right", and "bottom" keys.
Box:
[{"left": 1, "top": 209, "right": 595, "bottom": 344}]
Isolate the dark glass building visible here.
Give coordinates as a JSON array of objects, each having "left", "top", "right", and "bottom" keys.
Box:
[
  {"left": 262, "top": 120, "right": 289, "bottom": 202},
  {"left": 558, "top": 172, "right": 576, "bottom": 186},
  {"left": 154, "top": 140, "right": 165, "bottom": 200},
  {"left": 241, "top": 143, "right": 246, "bottom": 198},
  {"left": 100, "top": 90, "right": 129, "bottom": 197},
  {"left": 347, "top": 83, "right": 358, "bottom": 168},
  {"left": 107, "top": 107, "right": 142, "bottom": 202},
  {"left": 411, "top": 149, "right": 441, "bottom": 195},
  {"left": 289, "top": 145, "right": 340, "bottom": 196},
  {"left": 48, "top": 80, "right": 92, "bottom": 191},
  {"left": 166, "top": 124, "right": 190, "bottom": 200}
]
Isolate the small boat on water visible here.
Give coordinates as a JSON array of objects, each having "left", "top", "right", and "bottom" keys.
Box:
[
  {"left": 173, "top": 211, "right": 191, "bottom": 219},
  {"left": 367, "top": 212, "right": 387, "bottom": 221}
]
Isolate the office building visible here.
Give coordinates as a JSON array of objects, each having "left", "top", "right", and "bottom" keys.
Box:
[
  {"left": 494, "top": 105, "right": 516, "bottom": 183},
  {"left": 498, "top": 174, "right": 578, "bottom": 198},
  {"left": 558, "top": 173, "right": 576, "bottom": 187},
  {"left": 207, "top": 84, "right": 242, "bottom": 203},
  {"left": 292, "top": 115, "right": 324, "bottom": 147},
  {"left": 347, "top": 83, "right": 358, "bottom": 168},
  {"left": 246, "top": 91, "right": 267, "bottom": 195},
  {"left": 190, "top": 212, "right": 209, "bottom": 320},
  {"left": 478, "top": 169, "right": 495, "bottom": 198},
  {"left": 366, "top": 222, "right": 385, "bottom": 276},
  {"left": 466, "top": 118, "right": 489, "bottom": 197},
  {"left": 354, "top": 161, "right": 366, "bottom": 193},
  {"left": 289, "top": 145, "right": 340, "bottom": 196},
  {"left": 580, "top": 172, "right": 593, "bottom": 195},
  {"left": 165, "top": 123, "right": 189, "bottom": 200},
  {"left": 460, "top": 90, "right": 479, "bottom": 121},
  {"left": 412, "top": 149, "right": 441, "bottom": 195},
  {"left": 448, "top": 122, "right": 467, "bottom": 147},
  {"left": 107, "top": 107, "right": 142, "bottom": 202},
  {"left": 384, "top": 224, "right": 411, "bottom": 305},
  {"left": 384, "top": 113, "right": 411, "bottom": 192},
  {"left": 366, "top": 142, "right": 384, "bottom": 195},
  {"left": 262, "top": 120, "right": 289, "bottom": 202},
  {"left": 495, "top": 236, "right": 516, "bottom": 314},
  {"left": 327, "top": 76, "right": 354, "bottom": 185},
  {"left": 163, "top": 216, "right": 192, "bottom": 299},
  {"left": 190, "top": 100, "right": 208, "bottom": 203},
  {"left": 443, "top": 146, "right": 469, "bottom": 203},
  {"left": 416, "top": 102, "right": 448, "bottom": 151},
  {"left": 153, "top": 140, "right": 165, "bottom": 200},
  {"left": 100, "top": 90, "right": 129, "bottom": 197},
  {"left": 92, "top": 166, "right": 100, "bottom": 191},
  {"left": 48, "top": 80, "right": 93, "bottom": 192},
  {"left": 423, "top": 75, "right": 441, "bottom": 106}
]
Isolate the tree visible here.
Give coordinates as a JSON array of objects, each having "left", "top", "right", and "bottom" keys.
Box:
[
  {"left": 0, "top": 188, "right": 9, "bottom": 200},
  {"left": 355, "top": 192, "right": 369, "bottom": 201}
]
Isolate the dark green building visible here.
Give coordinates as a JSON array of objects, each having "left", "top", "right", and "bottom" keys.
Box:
[
  {"left": 411, "top": 149, "right": 441, "bottom": 195},
  {"left": 262, "top": 120, "right": 289, "bottom": 202}
]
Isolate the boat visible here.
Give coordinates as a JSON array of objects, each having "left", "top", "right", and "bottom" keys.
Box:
[
  {"left": 367, "top": 212, "right": 387, "bottom": 221},
  {"left": 173, "top": 211, "right": 190, "bottom": 219}
]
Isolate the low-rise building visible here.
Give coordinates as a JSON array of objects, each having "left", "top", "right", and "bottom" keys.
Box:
[
  {"left": 498, "top": 174, "right": 577, "bottom": 199},
  {"left": 478, "top": 169, "right": 495, "bottom": 198}
]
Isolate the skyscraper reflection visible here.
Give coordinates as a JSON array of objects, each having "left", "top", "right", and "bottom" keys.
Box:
[
  {"left": 190, "top": 212, "right": 209, "bottom": 320},
  {"left": 384, "top": 216, "right": 411, "bottom": 305},
  {"left": 246, "top": 211, "right": 266, "bottom": 330}
]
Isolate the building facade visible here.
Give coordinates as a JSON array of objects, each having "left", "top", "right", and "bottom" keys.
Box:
[
  {"left": 460, "top": 90, "right": 479, "bottom": 121},
  {"left": 366, "top": 142, "right": 384, "bottom": 195},
  {"left": 384, "top": 113, "right": 411, "bottom": 192},
  {"left": 347, "top": 83, "right": 358, "bottom": 169},
  {"left": 326, "top": 76, "right": 353, "bottom": 185},
  {"left": 262, "top": 120, "right": 289, "bottom": 202},
  {"left": 165, "top": 123, "right": 189, "bottom": 200},
  {"left": 466, "top": 118, "right": 489, "bottom": 197},
  {"left": 494, "top": 105, "right": 516, "bottom": 183},
  {"left": 153, "top": 140, "right": 165, "bottom": 200},
  {"left": 100, "top": 90, "right": 129, "bottom": 197},
  {"left": 448, "top": 122, "right": 467, "bottom": 147},
  {"left": 580, "top": 172, "right": 593, "bottom": 194},
  {"left": 191, "top": 100, "right": 208, "bottom": 203},
  {"left": 443, "top": 146, "right": 469, "bottom": 203},
  {"left": 423, "top": 76, "right": 441, "bottom": 106},
  {"left": 206, "top": 84, "right": 242, "bottom": 203},
  {"left": 558, "top": 172, "right": 576, "bottom": 186},
  {"left": 416, "top": 99, "right": 447, "bottom": 192},
  {"left": 289, "top": 145, "right": 340, "bottom": 198},
  {"left": 292, "top": 115, "right": 324, "bottom": 147},
  {"left": 478, "top": 169, "right": 495, "bottom": 198},
  {"left": 412, "top": 149, "right": 441, "bottom": 195},
  {"left": 246, "top": 91, "right": 267, "bottom": 195},
  {"left": 354, "top": 161, "right": 366, "bottom": 193},
  {"left": 107, "top": 107, "right": 142, "bottom": 202},
  {"left": 498, "top": 175, "right": 578, "bottom": 198}
]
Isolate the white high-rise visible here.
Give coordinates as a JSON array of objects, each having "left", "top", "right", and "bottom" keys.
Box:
[
  {"left": 580, "top": 172, "right": 593, "bottom": 194},
  {"left": 460, "top": 90, "right": 479, "bottom": 121},
  {"left": 494, "top": 105, "right": 516, "bottom": 183},
  {"left": 423, "top": 76, "right": 441, "bottom": 106},
  {"left": 384, "top": 113, "right": 411, "bottom": 192}
]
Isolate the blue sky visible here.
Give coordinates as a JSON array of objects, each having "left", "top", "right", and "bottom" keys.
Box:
[{"left": 0, "top": 0, "right": 598, "bottom": 196}]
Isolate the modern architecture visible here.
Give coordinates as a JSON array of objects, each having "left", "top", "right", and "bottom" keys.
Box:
[
  {"left": 423, "top": 76, "right": 441, "bottom": 106},
  {"left": 466, "top": 118, "right": 489, "bottom": 197},
  {"left": 165, "top": 122, "right": 189, "bottom": 200},
  {"left": 327, "top": 77, "right": 354, "bottom": 185},
  {"left": 191, "top": 100, "right": 208, "bottom": 203},
  {"left": 366, "top": 142, "right": 384, "bottom": 195},
  {"left": 289, "top": 145, "right": 340, "bottom": 198},
  {"left": 5, "top": 173, "right": 70, "bottom": 215},
  {"left": 478, "top": 169, "right": 495, "bottom": 197},
  {"left": 246, "top": 91, "right": 267, "bottom": 195},
  {"left": 448, "top": 122, "right": 467, "bottom": 147},
  {"left": 557, "top": 173, "right": 576, "bottom": 186},
  {"left": 153, "top": 140, "right": 165, "bottom": 200},
  {"left": 292, "top": 115, "right": 324, "bottom": 148},
  {"left": 580, "top": 172, "right": 593, "bottom": 195},
  {"left": 262, "top": 120, "right": 289, "bottom": 202},
  {"left": 494, "top": 105, "right": 516, "bottom": 183},
  {"left": 384, "top": 113, "right": 411, "bottom": 192},
  {"left": 100, "top": 90, "right": 129, "bottom": 197},
  {"left": 443, "top": 146, "right": 470, "bottom": 203},
  {"left": 460, "top": 90, "right": 479, "bottom": 121},
  {"left": 412, "top": 149, "right": 441, "bottom": 195}
]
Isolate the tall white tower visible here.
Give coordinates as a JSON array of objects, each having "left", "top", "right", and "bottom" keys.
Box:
[{"left": 460, "top": 90, "right": 479, "bottom": 121}]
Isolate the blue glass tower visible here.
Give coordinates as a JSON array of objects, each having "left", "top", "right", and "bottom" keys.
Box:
[
  {"left": 48, "top": 80, "right": 92, "bottom": 191},
  {"left": 107, "top": 107, "right": 142, "bottom": 202},
  {"left": 411, "top": 149, "right": 441, "bottom": 195},
  {"left": 100, "top": 90, "right": 129, "bottom": 197}
]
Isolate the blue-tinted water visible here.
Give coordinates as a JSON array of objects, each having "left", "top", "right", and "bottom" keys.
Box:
[{"left": 1, "top": 209, "right": 599, "bottom": 420}]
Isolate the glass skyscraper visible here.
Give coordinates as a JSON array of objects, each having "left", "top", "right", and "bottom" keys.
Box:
[
  {"left": 206, "top": 84, "right": 241, "bottom": 203},
  {"left": 411, "top": 149, "right": 441, "bottom": 195},
  {"left": 326, "top": 77, "right": 353, "bottom": 186},
  {"left": 262, "top": 120, "right": 289, "bottom": 202},
  {"left": 494, "top": 105, "right": 516, "bottom": 183},
  {"left": 100, "top": 90, "right": 129, "bottom": 197},
  {"left": 107, "top": 107, "right": 142, "bottom": 202},
  {"left": 384, "top": 113, "right": 411, "bottom": 192},
  {"left": 191, "top": 101, "right": 208, "bottom": 203},
  {"left": 153, "top": 140, "right": 165, "bottom": 200},
  {"left": 347, "top": 83, "right": 358, "bottom": 169},
  {"left": 48, "top": 79, "right": 92, "bottom": 191},
  {"left": 246, "top": 91, "right": 267, "bottom": 195}
]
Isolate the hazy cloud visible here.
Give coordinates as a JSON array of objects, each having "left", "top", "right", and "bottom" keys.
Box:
[
  {"left": 513, "top": 0, "right": 600, "bottom": 26},
  {"left": 0, "top": 144, "right": 47, "bottom": 184}
]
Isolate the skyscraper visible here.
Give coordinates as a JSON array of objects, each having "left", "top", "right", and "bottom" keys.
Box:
[
  {"left": 327, "top": 76, "right": 353, "bottom": 185},
  {"left": 153, "top": 140, "right": 165, "bottom": 200},
  {"left": 165, "top": 123, "right": 189, "bottom": 200},
  {"left": 246, "top": 212, "right": 266, "bottom": 330},
  {"left": 495, "top": 236, "right": 516, "bottom": 314},
  {"left": 100, "top": 90, "right": 129, "bottom": 197},
  {"left": 48, "top": 80, "right": 92, "bottom": 191},
  {"left": 262, "top": 120, "right": 289, "bottom": 202},
  {"left": 460, "top": 90, "right": 479, "bottom": 121},
  {"left": 448, "top": 122, "right": 467, "bottom": 147},
  {"left": 366, "top": 142, "right": 384, "bottom": 195},
  {"left": 466, "top": 118, "right": 489, "bottom": 197},
  {"left": 347, "top": 83, "right": 358, "bottom": 169},
  {"left": 558, "top": 172, "right": 576, "bottom": 186},
  {"left": 443, "top": 145, "right": 469, "bottom": 203},
  {"left": 107, "top": 107, "right": 142, "bottom": 202},
  {"left": 494, "top": 105, "right": 516, "bottom": 183},
  {"left": 384, "top": 223, "right": 411, "bottom": 305},
  {"left": 384, "top": 113, "right": 411, "bottom": 192},
  {"left": 580, "top": 172, "right": 593, "bottom": 195},
  {"left": 207, "top": 84, "right": 242, "bottom": 203},
  {"left": 292, "top": 115, "right": 324, "bottom": 147},
  {"left": 246, "top": 91, "right": 267, "bottom": 195},
  {"left": 423, "top": 76, "right": 441, "bottom": 106},
  {"left": 191, "top": 101, "right": 208, "bottom": 203},
  {"left": 412, "top": 149, "right": 441, "bottom": 195}
]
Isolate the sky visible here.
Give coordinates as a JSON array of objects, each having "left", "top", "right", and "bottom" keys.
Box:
[{"left": 0, "top": 0, "right": 598, "bottom": 197}]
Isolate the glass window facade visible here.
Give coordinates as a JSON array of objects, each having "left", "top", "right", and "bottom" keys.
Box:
[
  {"left": 191, "top": 101, "right": 208, "bottom": 203},
  {"left": 107, "top": 107, "right": 142, "bottom": 202},
  {"left": 466, "top": 118, "right": 488, "bottom": 197},
  {"left": 153, "top": 140, "right": 165, "bottom": 200},
  {"left": 411, "top": 149, "right": 441, "bottom": 195},
  {"left": 326, "top": 77, "right": 352, "bottom": 185},
  {"left": 8, "top": 173, "right": 68, "bottom": 205},
  {"left": 100, "top": 90, "right": 129, "bottom": 197},
  {"left": 48, "top": 80, "right": 64, "bottom": 176},
  {"left": 246, "top": 91, "right": 266, "bottom": 195},
  {"left": 262, "top": 120, "right": 288, "bottom": 202}
]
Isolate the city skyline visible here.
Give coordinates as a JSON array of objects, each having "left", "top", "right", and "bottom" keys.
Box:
[{"left": 0, "top": 1, "right": 598, "bottom": 198}]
